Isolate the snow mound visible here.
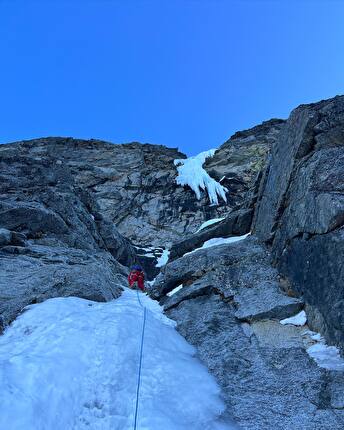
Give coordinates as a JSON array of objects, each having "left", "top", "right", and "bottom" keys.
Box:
[
  {"left": 185, "top": 233, "right": 250, "bottom": 256},
  {"left": 0, "top": 289, "right": 231, "bottom": 430},
  {"left": 174, "top": 149, "right": 227, "bottom": 205},
  {"left": 280, "top": 310, "right": 307, "bottom": 326},
  {"left": 197, "top": 217, "right": 225, "bottom": 232}
]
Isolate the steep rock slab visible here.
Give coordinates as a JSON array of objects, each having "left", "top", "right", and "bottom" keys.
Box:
[
  {"left": 205, "top": 118, "right": 285, "bottom": 208},
  {"left": 0, "top": 143, "right": 136, "bottom": 324},
  {"left": 151, "top": 236, "right": 304, "bottom": 326},
  {"left": 0, "top": 143, "right": 137, "bottom": 266},
  {"left": 252, "top": 95, "right": 344, "bottom": 349}
]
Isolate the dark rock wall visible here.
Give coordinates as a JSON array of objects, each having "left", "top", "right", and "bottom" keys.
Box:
[
  {"left": 205, "top": 118, "right": 285, "bottom": 208},
  {"left": 0, "top": 142, "right": 135, "bottom": 324},
  {"left": 252, "top": 95, "right": 344, "bottom": 349}
]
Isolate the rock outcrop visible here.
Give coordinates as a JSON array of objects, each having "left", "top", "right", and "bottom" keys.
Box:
[
  {"left": 0, "top": 142, "right": 133, "bottom": 323},
  {"left": 252, "top": 95, "right": 344, "bottom": 349},
  {"left": 152, "top": 236, "right": 344, "bottom": 429},
  {"left": 205, "top": 118, "right": 285, "bottom": 208},
  {"left": 151, "top": 96, "right": 344, "bottom": 429},
  {"left": 2, "top": 128, "right": 277, "bottom": 247},
  {"left": 169, "top": 208, "right": 253, "bottom": 261}
]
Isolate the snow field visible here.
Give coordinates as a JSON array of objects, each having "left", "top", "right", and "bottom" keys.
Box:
[{"left": 0, "top": 289, "right": 232, "bottom": 430}]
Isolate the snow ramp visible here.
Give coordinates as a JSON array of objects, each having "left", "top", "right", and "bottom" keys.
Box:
[{"left": 0, "top": 288, "right": 233, "bottom": 429}]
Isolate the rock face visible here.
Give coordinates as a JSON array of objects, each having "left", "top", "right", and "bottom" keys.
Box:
[
  {"left": 150, "top": 96, "right": 344, "bottom": 429},
  {"left": 2, "top": 131, "right": 276, "bottom": 248},
  {"left": 169, "top": 208, "right": 253, "bottom": 261},
  {"left": 205, "top": 118, "right": 285, "bottom": 208},
  {"left": 0, "top": 142, "right": 134, "bottom": 323},
  {"left": 252, "top": 95, "right": 344, "bottom": 349},
  {"left": 0, "top": 245, "right": 125, "bottom": 326},
  {"left": 0, "top": 123, "right": 277, "bottom": 322},
  {"left": 153, "top": 237, "right": 344, "bottom": 429}
]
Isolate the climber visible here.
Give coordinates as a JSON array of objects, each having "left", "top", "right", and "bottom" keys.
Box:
[{"left": 128, "top": 265, "right": 145, "bottom": 292}]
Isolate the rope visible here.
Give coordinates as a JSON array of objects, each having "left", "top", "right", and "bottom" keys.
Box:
[{"left": 133, "top": 289, "right": 146, "bottom": 430}]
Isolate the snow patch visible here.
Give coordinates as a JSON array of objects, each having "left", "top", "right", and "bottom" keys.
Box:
[
  {"left": 185, "top": 233, "right": 250, "bottom": 256},
  {"left": 280, "top": 310, "right": 307, "bottom": 326},
  {"left": 197, "top": 217, "right": 225, "bottom": 232},
  {"left": 301, "top": 329, "right": 344, "bottom": 371},
  {"left": 174, "top": 149, "right": 227, "bottom": 205},
  {"left": 0, "top": 289, "right": 231, "bottom": 429},
  {"left": 307, "top": 343, "right": 344, "bottom": 371}
]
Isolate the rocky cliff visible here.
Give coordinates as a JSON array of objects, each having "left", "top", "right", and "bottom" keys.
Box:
[
  {"left": 151, "top": 95, "right": 344, "bottom": 429},
  {"left": 1, "top": 95, "right": 344, "bottom": 429},
  {"left": 0, "top": 126, "right": 273, "bottom": 327},
  {"left": 252, "top": 96, "right": 344, "bottom": 352}
]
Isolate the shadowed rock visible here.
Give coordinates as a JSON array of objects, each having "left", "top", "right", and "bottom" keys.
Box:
[
  {"left": 169, "top": 208, "right": 253, "bottom": 261},
  {"left": 252, "top": 95, "right": 344, "bottom": 349}
]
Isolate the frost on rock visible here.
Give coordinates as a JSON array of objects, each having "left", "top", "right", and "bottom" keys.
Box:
[
  {"left": 174, "top": 149, "right": 227, "bottom": 205},
  {"left": 280, "top": 310, "right": 307, "bottom": 326},
  {"left": 0, "top": 289, "right": 231, "bottom": 430}
]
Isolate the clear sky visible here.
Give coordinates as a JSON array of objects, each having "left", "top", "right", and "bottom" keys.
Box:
[{"left": 1, "top": 0, "right": 344, "bottom": 155}]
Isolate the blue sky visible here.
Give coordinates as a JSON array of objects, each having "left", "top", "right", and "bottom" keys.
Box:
[{"left": 1, "top": 0, "right": 344, "bottom": 155}]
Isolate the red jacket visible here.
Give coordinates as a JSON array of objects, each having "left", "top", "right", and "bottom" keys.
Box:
[{"left": 128, "top": 270, "right": 145, "bottom": 291}]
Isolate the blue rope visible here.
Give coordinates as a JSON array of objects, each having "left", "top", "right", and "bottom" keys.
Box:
[{"left": 134, "top": 290, "right": 146, "bottom": 430}]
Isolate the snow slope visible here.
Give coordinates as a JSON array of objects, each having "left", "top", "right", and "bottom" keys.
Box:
[
  {"left": 174, "top": 150, "right": 227, "bottom": 205},
  {"left": 0, "top": 289, "right": 232, "bottom": 430}
]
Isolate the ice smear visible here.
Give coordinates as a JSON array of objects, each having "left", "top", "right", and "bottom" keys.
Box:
[
  {"left": 0, "top": 289, "right": 232, "bottom": 429},
  {"left": 174, "top": 149, "right": 227, "bottom": 205},
  {"left": 184, "top": 233, "right": 250, "bottom": 256},
  {"left": 155, "top": 249, "right": 170, "bottom": 267},
  {"left": 280, "top": 310, "right": 307, "bottom": 326},
  {"left": 197, "top": 217, "right": 225, "bottom": 232},
  {"left": 167, "top": 285, "right": 183, "bottom": 297}
]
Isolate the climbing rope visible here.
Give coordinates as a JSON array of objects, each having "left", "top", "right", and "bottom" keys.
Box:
[{"left": 133, "top": 289, "right": 146, "bottom": 430}]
